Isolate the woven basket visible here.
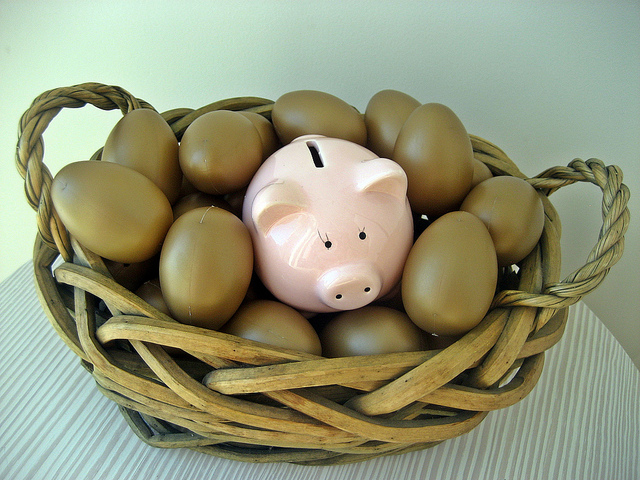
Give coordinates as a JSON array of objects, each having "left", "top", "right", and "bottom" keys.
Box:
[{"left": 16, "top": 83, "right": 630, "bottom": 465}]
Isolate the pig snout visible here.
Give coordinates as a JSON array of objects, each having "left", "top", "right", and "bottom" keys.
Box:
[{"left": 317, "top": 264, "right": 382, "bottom": 310}]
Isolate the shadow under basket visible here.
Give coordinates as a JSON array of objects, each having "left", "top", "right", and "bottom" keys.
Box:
[{"left": 17, "top": 83, "right": 630, "bottom": 465}]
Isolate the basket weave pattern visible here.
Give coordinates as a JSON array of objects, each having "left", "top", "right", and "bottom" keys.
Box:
[{"left": 16, "top": 83, "right": 630, "bottom": 465}]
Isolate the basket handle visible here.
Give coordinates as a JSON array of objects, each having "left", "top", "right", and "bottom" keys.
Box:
[
  {"left": 15, "top": 83, "right": 155, "bottom": 260},
  {"left": 494, "top": 158, "right": 630, "bottom": 311},
  {"left": 16, "top": 83, "right": 275, "bottom": 260}
]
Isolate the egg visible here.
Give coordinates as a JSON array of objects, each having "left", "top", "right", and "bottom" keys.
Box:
[
  {"left": 104, "top": 257, "right": 158, "bottom": 291},
  {"left": 102, "top": 108, "right": 182, "bottom": 204},
  {"left": 51, "top": 160, "right": 173, "bottom": 264},
  {"left": 172, "top": 192, "right": 233, "bottom": 221},
  {"left": 159, "top": 206, "right": 254, "bottom": 330},
  {"left": 393, "top": 103, "right": 474, "bottom": 218},
  {"left": 471, "top": 158, "right": 493, "bottom": 188},
  {"left": 179, "top": 110, "right": 263, "bottom": 195},
  {"left": 237, "top": 111, "right": 281, "bottom": 160},
  {"left": 271, "top": 90, "right": 367, "bottom": 145},
  {"left": 135, "top": 278, "right": 171, "bottom": 316},
  {"left": 427, "top": 333, "right": 462, "bottom": 350},
  {"left": 223, "top": 187, "right": 247, "bottom": 218},
  {"left": 460, "top": 175, "right": 545, "bottom": 266},
  {"left": 135, "top": 277, "right": 188, "bottom": 356},
  {"left": 178, "top": 175, "right": 200, "bottom": 198},
  {"left": 402, "top": 211, "right": 498, "bottom": 336},
  {"left": 364, "top": 89, "right": 421, "bottom": 159},
  {"left": 320, "top": 306, "right": 425, "bottom": 357},
  {"left": 242, "top": 273, "right": 275, "bottom": 305},
  {"left": 221, "top": 300, "right": 322, "bottom": 355}
]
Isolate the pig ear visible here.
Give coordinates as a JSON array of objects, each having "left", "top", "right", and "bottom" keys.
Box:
[
  {"left": 356, "top": 158, "right": 408, "bottom": 200},
  {"left": 251, "top": 182, "right": 309, "bottom": 236}
]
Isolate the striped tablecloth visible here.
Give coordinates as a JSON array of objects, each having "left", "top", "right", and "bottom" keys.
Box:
[{"left": 1, "top": 260, "right": 638, "bottom": 480}]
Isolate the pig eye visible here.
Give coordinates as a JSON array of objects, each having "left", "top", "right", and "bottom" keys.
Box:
[
  {"left": 359, "top": 229, "right": 367, "bottom": 240},
  {"left": 318, "top": 231, "right": 332, "bottom": 249}
]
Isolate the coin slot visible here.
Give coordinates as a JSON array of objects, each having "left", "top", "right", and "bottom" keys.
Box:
[{"left": 307, "top": 141, "right": 324, "bottom": 168}]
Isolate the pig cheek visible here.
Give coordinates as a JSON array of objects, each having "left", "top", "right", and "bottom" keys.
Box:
[
  {"left": 366, "top": 202, "right": 414, "bottom": 293},
  {"left": 254, "top": 216, "right": 322, "bottom": 302},
  {"left": 355, "top": 200, "right": 412, "bottom": 257},
  {"left": 267, "top": 216, "right": 319, "bottom": 268}
]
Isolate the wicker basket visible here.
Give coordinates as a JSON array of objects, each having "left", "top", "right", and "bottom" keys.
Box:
[{"left": 16, "top": 83, "right": 630, "bottom": 465}]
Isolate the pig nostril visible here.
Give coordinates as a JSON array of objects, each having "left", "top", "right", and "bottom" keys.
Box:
[
  {"left": 364, "top": 287, "right": 371, "bottom": 292},
  {"left": 336, "top": 294, "right": 343, "bottom": 300}
]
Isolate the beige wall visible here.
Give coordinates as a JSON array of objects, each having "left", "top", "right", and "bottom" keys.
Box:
[{"left": 1, "top": 1, "right": 638, "bottom": 368}]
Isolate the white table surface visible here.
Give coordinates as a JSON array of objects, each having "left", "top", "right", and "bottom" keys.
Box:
[{"left": 1, "top": 260, "right": 638, "bottom": 480}]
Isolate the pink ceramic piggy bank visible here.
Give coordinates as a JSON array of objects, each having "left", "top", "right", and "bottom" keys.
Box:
[{"left": 243, "top": 135, "right": 414, "bottom": 313}]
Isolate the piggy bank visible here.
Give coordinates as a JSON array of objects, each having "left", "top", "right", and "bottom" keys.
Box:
[{"left": 242, "top": 135, "right": 414, "bottom": 313}]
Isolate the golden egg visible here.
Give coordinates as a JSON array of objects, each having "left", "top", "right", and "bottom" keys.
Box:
[
  {"left": 221, "top": 300, "right": 322, "bottom": 355},
  {"left": 320, "top": 306, "right": 425, "bottom": 357},
  {"left": 402, "top": 211, "right": 498, "bottom": 336},
  {"left": 179, "top": 110, "right": 263, "bottom": 195},
  {"left": 460, "top": 175, "right": 545, "bottom": 266},
  {"left": 135, "top": 278, "right": 171, "bottom": 316},
  {"left": 364, "top": 89, "right": 420, "bottom": 159},
  {"left": 237, "top": 111, "right": 281, "bottom": 160},
  {"left": 102, "top": 108, "right": 182, "bottom": 204},
  {"left": 471, "top": 158, "right": 493, "bottom": 188},
  {"left": 104, "top": 257, "right": 158, "bottom": 292},
  {"left": 172, "top": 192, "right": 233, "bottom": 221},
  {"left": 272, "top": 90, "right": 367, "bottom": 145},
  {"left": 393, "top": 103, "right": 474, "bottom": 218},
  {"left": 159, "top": 206, "right": 253, "bottom": 330},
  {"left": 51, "top": 160, "right": 173, "bottom": 264}
]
